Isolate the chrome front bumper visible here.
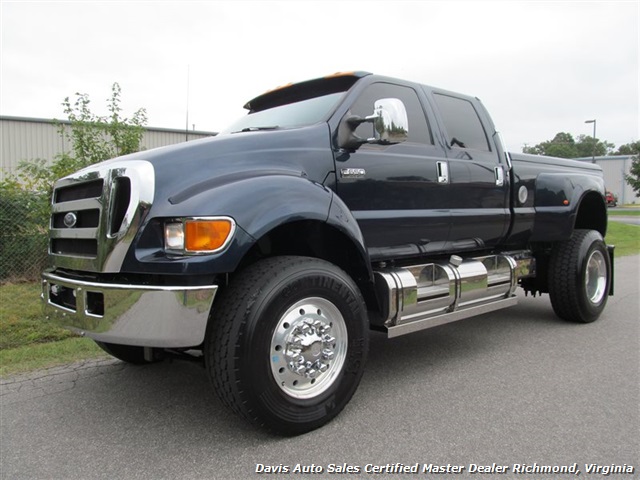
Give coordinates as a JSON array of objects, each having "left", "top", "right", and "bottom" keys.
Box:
[{"left": 42, "top": 272, "right": 218, "bottom": 348}]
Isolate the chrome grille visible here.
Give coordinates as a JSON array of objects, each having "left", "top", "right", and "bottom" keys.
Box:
[{"left": 49, "top": 160, "right": 155, "bottom": 273}]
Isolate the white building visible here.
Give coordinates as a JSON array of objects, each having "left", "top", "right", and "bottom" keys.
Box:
[
  {"left": 577, "top": 155, "right": 639, "bottom": 205},
  {"left": 0, "top": 115, "right": 215, "bottom": 181}
]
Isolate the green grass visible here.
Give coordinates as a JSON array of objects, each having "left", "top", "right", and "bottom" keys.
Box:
[
  {"left": 605, "top": 221, "right": 640, "bottom": 257},
  {"left": 0, "top": 221, "right": 637, "bottom": 377},
  {"left": 0, "top": 337, "right": 104, "bottom": 376},
  {"left": 0, "top": 282, "right": 107, "bottom": 376},
  {"left": 0, "top": 283, "right": 76, "bottom": 350},
  {"left": 609, "top": 209, "right": 640, "bottom": 216}
]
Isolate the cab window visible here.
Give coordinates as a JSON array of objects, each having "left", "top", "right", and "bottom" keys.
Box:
[{"left": 433, "top": 93, "right": 490, "bottom": 151}]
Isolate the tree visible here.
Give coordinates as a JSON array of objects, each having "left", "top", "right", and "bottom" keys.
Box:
[
  {"left": 523, "top": 132, "right": 613, "bottom": 159},
  {"left": 2, "top": 82, "right": 147, "bottom": 195},
  {"left": 616, "top": 141, "right": 640, "bottom": 156},
  {"left": 618, "top": 142, "right": 640, "bottom": 196},
  {"left": 575, "top": 134, "right": 614, "bottom": 159},
  {"left": 627, "top": 158, "right": 640, "bottom": 195},
  {"left": 0, "top": 83, "right": 147, "bottom": 281}
]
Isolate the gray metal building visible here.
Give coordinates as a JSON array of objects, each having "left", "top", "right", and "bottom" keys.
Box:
[
  {"left": 577, "top": 155, "right": 639, "bottom": 205},
  {"left": 0, "top": 115, "right": 215, "bottom": 181}
]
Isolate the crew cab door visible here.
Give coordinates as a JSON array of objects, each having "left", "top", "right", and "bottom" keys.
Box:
[
  {"left": 333, "top": 82, "right": 450, "bottom": 260},
  {"left": 429, "top": 91, "right": 510, "bottom": 250}
]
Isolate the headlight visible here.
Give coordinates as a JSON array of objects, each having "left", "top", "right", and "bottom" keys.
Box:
[
  {"left": 164, "top": 223, "right": 185, "bottom": 250},
  {"left": 164, "top": 217, "right": 236, "bottom": 254}
]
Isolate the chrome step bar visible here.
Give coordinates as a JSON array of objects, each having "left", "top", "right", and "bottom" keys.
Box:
[
  {"left": 374, "top": 252, "right": 535, "bottom": 337},
  {"left": 387, "top": 297, "right": 518, "bottom": 338}
]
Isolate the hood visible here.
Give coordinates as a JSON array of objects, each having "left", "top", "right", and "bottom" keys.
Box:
[{"left": 95, "top": 123, "right": 334, "bottom": 204}]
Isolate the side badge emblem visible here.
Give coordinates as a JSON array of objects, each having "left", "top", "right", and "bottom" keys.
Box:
[{"left": 340, "top": 168, "right": 366, "bottom": 178}]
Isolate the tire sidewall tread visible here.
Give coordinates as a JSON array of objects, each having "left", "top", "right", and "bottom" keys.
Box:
[
  {"left": 548, "top": 229, "right": 611, "bottom": 323},
  {"left": 205, "top": 256, "right": 368, "bottom": 435}
]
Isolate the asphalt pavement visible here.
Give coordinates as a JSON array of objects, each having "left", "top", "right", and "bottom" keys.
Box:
[
  {"left": 609, "top": 216, "right": 640, "bottom": 226},
  {"left": 2, "top": 256, "right": 639, "bottom": 480}
]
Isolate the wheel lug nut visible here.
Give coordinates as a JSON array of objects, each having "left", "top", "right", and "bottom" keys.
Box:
[
  {"left": 322, "top": 349, "right": 334, "bottom": 360},
  {"left": 285, "top": 347, "right": 300, "bottom": 359},
  {"left": 322, "top": 334, "right": 335, "bottom": 344}
]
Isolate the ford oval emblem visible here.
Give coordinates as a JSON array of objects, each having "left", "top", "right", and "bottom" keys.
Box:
[{"left": 63, "top": 212, "right": 78, "bottom": 228}]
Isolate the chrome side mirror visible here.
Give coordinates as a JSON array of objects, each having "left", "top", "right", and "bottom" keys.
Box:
[
  {"left": 338, "top": 98, "right": 409, "bottom": 150},
  {"left": 369, "top": 98, "right": 409, "bottom": 145}
]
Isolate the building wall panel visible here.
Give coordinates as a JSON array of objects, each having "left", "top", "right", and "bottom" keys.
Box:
[
  {"left": 593, "top": 156, "right": 639, "bottom": 205},
  {"left": 1, "top": 116, "right": 214, "bottom": 181}
]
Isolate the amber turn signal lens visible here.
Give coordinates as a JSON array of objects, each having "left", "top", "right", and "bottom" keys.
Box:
[{"left": 185, "top": 220, "right": 233, "bottom": 252}]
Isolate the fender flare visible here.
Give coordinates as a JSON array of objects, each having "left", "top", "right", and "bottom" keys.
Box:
[
  {"left": 327, "top": 192, "right": 374, "bottom": 283},
  {"left": 158, "top": 173, "right": 373, "bottom": 279},
  {"left": 530, "top": 172, "right": 606, "bottom": 242}
]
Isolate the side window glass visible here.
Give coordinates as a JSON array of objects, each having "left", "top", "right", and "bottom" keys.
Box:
[
  {"left": 349, "top": 83, "right": 433, "bottom": 145},
  {"left": 433, "top": 93, "right": 490, "bottom": 151}
]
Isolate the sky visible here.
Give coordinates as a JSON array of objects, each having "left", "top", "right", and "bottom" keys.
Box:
[{"left": 1, "top": 0, "right": 638, "bottom": 152}]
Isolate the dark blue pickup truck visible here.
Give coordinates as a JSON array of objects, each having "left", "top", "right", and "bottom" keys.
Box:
[{"left": 42, "top": 72, "right": 613, "bottom": 434}]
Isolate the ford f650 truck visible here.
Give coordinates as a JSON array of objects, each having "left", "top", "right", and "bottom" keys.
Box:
[{"left": 42, "top": 72, "right": 613, "bottom": 435}]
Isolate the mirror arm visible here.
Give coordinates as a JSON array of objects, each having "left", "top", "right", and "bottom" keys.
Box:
[{"left": 347, "top": 114, "right": 377, "bottom": 128}]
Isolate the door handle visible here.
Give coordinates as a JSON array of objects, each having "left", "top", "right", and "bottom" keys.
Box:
[
  {"left": 437, "top": 161, "right": 449, "bottom": 184},
  {"left": 494, "top": 166, "right": 504, "bottom": 186}
]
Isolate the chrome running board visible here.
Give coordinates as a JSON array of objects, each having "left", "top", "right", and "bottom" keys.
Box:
[{"left": 387, "top": 296, "right": 518, "bottom": 338}]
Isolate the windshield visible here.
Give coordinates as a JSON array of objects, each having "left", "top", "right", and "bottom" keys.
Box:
[{"left": 221, "top": 92, "right": 344, "bottom": 134}]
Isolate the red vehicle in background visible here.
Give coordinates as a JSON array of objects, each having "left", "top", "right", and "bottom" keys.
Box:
[{"left": 606, "top": 191, "right": 618, "bottom": 207}]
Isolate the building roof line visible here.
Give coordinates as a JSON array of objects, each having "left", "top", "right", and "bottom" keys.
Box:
[
  {"left": 576, "top": 155, "right": 635, "bottom": 161},
  {"left": 0, "top": 115, "right": 216, "bottom": 136}
]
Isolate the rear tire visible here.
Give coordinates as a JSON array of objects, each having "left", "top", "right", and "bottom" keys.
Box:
[
  {"left": 205, "top": 256, "right": 369, "bottom": 435},
  {"left": 548, "top": 229, "right": 611, "bottom": 323}
]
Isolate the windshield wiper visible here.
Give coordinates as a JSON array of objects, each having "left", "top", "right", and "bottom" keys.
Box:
[{"left": 236, "top": 125, "right": 280, "bottom": 133}]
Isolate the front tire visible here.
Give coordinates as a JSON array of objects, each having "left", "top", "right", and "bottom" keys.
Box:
[
  {"left": 548, "top": 229, "right": 611, "bottom": 323},
  {"left": 205, "top": 256, "right": 369, "bottom": 435}
]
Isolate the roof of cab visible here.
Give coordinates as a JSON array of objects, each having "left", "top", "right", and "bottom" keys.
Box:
[{"left": 243, "top": 71, "right": 371, "bottom": 112}]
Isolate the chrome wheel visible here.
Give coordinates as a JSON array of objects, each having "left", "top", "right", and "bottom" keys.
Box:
[
  {"left": 270, "top": 297, "right": 348, "bottom": 399},
  {"left": 585, "top": 250, "right": 607, "bottom": 304}
]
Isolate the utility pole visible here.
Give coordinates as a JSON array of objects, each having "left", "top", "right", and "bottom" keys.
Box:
[
  {"left": 585, "top": 119, "right": 596, "bottom": 163},
  {"left": 186, "top": 65, "right": 190, "bottom": 142}
]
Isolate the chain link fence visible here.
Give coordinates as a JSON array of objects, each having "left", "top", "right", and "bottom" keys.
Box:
[{"left": 0, "top": 190, "right": 49, "bottom": 283}]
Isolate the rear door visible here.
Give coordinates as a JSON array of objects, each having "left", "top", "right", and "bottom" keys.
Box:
[{"left": 428, "top": 91, "right": 510, "bottom": 250}]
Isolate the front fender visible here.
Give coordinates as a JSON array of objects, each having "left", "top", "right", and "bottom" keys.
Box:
[
  {"left": 327, "top": 193, "right": 374, "bottom": 283},
  {"left": 126, "top": 174, "right": 372, "bottom": 277},
  {"left": 220, "top": 174, "right": 333, "bottom": 241}
]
